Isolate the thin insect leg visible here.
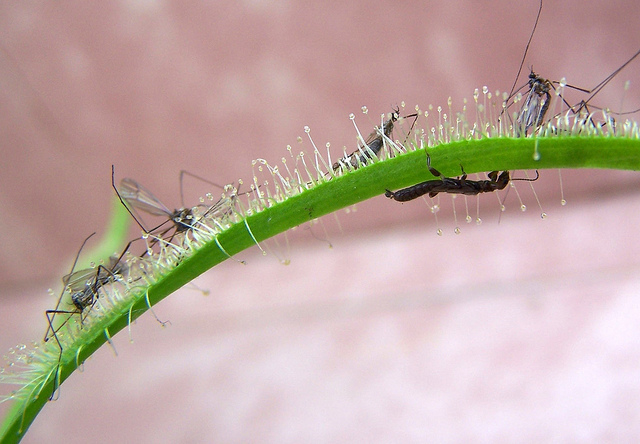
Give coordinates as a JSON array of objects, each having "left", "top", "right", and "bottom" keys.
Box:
[
  {"left": 44, "top": 233, "right": 96, "bottom": 342},
  {"left": 572, "top": 48, "right": 640, "bottom": 115},
  {"left": 426, "top": 153, "right": 443, "bottom": 179},
  {"left": 113, "top": 166, "right": 191, "bottom": 240},
  {"left": 112, "top": 165, "right": 153, "bottom": 234},
  {"left": 44, "top": 308, "right": 73, "bottom": 400},
  {"left": 178, "top": 170, "right": 225, "bottom": 208}
]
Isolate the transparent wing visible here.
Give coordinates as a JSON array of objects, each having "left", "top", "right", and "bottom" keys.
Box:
[
  {"left": 119, "top": 178, "right": 172, "bottom": 217},
  {"left": 62, "top": 267, "right": 97, "bottom": 291}
]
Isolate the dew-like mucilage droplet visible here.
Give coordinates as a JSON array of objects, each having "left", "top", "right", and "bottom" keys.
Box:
[
  {"left": 349, "top": 113, "right": 355, "bottom": 120},
  {"left": 520, "top": 205, "right": 526, "bottom": 212},
  {"left": 436, "top": 229, "right": 443, "bottom": 236},
  {"left": 476, "top": 218, "right": 482, "bottom": 225},
  {"left": 454, "top": 227, "right": 461, "bottom": 234},
  {"left": 541, "top": 212, "right": 548, "bottom": 219},
  {"left": 561, "top": 199, "right": 567, "bottom": 206},
  {"left": 533, "top": 152, "right": 541, "bottom": 161},
  {"left": 361, "top": 106, "right": 368, "bottom": 114},
  {"left": 465, "top": 215, "right": 472, "bottom": 223},
  {"left": 304, "top": 126, "right": 310, "bottom": 133}
]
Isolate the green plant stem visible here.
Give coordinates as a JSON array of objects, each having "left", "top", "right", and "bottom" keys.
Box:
[{"left": 1, "top": 136, "right": 639, "bottom": 443}]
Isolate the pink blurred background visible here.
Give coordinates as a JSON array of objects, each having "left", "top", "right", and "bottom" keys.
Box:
[{"left": 1, "top": 1, "right": 640, "bottom": 442}]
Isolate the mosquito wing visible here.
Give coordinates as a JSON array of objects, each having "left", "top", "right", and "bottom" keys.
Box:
[
  {"left": 516, "top": 87, "right": 548, "bottom": 136},
  {"left": 62, "top": 267, "right": 98, "bottom": 290},
  {"left": 119, "top": 178, "right": 172, "bottom": 217}
]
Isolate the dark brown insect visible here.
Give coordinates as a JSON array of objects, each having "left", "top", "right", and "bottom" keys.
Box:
[{"left": 385, "top": 153, "right": 538, "bottom": 202}]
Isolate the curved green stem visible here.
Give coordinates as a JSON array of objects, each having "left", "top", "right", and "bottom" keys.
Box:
[{"left": 1, "top": 136, "right": 639, "bottom": 443}]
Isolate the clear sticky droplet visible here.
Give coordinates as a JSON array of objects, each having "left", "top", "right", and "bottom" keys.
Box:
[
  {"left": 561, "top": 199, "right": 567, "bottom": 206},
  {"left": 454, "top": 227, "right": 461, "bottom": 234},
  {"left": 520, "top": 205, "right": 526, "bottom": 212},
  {"left": 541, "top": 212, "right": 548, "bottom": 219},
  {"left": 436, "top": 229, "right": 443, "bottom": 236},
  {"left": 465, "top": 215, "right": 472, "bottom": 223},
  {"left": 476, "top": 218, "right": 482, "bottom": 225}
]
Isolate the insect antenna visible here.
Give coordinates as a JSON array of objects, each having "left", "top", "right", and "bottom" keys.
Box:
[{"left": 504, "top": 0, "right": 543, "bottom": 108}]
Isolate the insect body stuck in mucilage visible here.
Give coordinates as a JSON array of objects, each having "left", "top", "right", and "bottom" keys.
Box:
[
  {"left": 44, "top": 233, "right": 132, "bottom": 400},
  {"left": 501, "top": 1, "right": 640, "bottom": 136},
  {"left": 112, "top": 166, "right": 199, "bottom": 244},
  {"left": 513, "top": 70, "right": 590, "bottom": 137},
  {"left": 332, "top": 107, "right": 418, "bottom": 172},
  {"left": 384, "top": 152, "right": 539, "bottom": 202},
  {"left": 498, "top": 0, "right": 590, "bottom": 136}
]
